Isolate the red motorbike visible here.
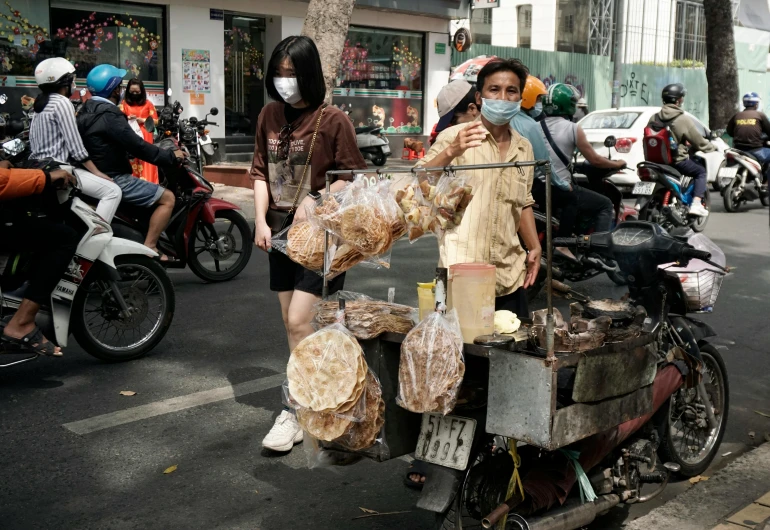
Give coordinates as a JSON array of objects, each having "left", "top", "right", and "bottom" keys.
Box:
[{"left": 112, "top": 133, "right": 252, "bottom": 282}]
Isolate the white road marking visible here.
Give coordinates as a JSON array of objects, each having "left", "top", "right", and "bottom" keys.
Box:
[{"left": 63, "top": 373, "right": 286, "bottom": 435}]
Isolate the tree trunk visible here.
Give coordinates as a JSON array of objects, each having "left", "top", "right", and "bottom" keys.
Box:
[
  {"left": 703, "top": 0, "right": 739, "bottom": 130},
  {"left": 301, "top": 0, "right": 357, "bottom": 104}
]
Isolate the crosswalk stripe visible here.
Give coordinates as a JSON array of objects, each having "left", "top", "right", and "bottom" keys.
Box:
[{"left": 63, "top": 373, "right": 286, "bottom": 435}]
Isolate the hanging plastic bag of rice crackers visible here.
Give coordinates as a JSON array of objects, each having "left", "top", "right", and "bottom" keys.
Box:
[{"left": 397, "top": 309, "right": 465, "bottom": 415}]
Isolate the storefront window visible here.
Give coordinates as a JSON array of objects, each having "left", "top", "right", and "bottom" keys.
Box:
[
  {"left": 334, "top": 27, "right": 424, "bottom": 135},
  {"left": 47, "top": 1, "right": 165, "bottom": 82},
  {"left": 0, "top": 1, "right": 51, "bottom": 76}
]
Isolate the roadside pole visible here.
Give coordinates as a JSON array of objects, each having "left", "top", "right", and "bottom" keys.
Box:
[{"left": 611, "top": 0, "right": 626, "bottom": 109}]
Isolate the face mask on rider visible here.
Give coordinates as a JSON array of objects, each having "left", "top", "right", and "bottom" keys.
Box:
[
  {"left": 480, "top": 98, "right": 521, "bottom": 125},
  {"left": 528, "top": 102, "right": 544, "bottom": 118},
  {"left": 273, "top": 77, "right": 302, "bottom": 105}
]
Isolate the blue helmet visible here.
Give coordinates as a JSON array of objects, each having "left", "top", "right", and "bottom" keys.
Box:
[
  {"left": 743, "top": 92, "right": 761, "bottom": 108},
  {"left": 87, "top": 64, "right": 127, "bottom": 98}
]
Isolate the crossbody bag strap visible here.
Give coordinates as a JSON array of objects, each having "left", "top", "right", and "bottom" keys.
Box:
[
  {"left": 287, "top": 105, "right": 326, "bottom": 214},
  {"left": 540, "top": 119, "right": 573, "bottom": 170}
]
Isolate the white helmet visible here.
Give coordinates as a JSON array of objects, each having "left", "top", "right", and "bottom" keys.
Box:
[{"left": 34, "top": 58, "right": 76, "bottom": 88}]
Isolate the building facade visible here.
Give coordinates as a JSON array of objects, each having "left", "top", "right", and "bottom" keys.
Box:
[{"left": 0, "top": 0, "right": 459, "bottom": 160}]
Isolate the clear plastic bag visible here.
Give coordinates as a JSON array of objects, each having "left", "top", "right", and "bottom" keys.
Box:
[
  {"left": 312, "top": 290, "right": 417, "bottom": 339},
  {"left": 302, "top": 369, "right": 389, "bottom": 467},
  {"left": 431, "top": 171, "right": 475, "bottom": 233},
  {"left": 270, "top": 220, "right": 327, "bottom": 274},
  {"left": 394, "top": 176, "right": 441, "bottom": 242},
  {"left": 285, "top": 323, "right": 370, "bottom": 423},
  {"left": 397, "top": 309, "right": 465, "bottom": 415}
]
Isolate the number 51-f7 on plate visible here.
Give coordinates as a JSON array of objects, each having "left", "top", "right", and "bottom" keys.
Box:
[{"left": 414, "top": 413, "right": 476, "bottom": 470}]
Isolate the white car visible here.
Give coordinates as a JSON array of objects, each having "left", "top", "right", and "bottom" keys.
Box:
[{"left": 576, "top": 106, "right": 728, "bottom": 190}]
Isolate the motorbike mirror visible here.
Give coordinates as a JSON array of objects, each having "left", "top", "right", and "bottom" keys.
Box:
[
  {"left": 3, "top": 138, "right": 24, "bottom": 156},
  {"left": 604, "top": 135, "right": 617, "bottom": 148},
  {"left": 144, "top": 116, "right": 155, "bottom": 133},
  {"left": 0, "top": 94, "right": 7, "bottom": 105},
  {"left": 209, "top": 107, "right": 219, "bottom": 116}
]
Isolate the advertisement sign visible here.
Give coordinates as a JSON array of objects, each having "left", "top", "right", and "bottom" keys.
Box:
[
  {"left": 453, "top": 28, "right": 473, "bottom": 53},
  {"left": 182, "top": 49, "right": 211, "bottom": 93}
]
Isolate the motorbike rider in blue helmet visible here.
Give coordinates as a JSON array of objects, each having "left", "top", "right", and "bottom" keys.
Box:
[
  {"left": 727, "top": 92, "right": 770, "bottom": 186},
  {"left": 77, "top": 64, "right": 183, "bottom": 260}
]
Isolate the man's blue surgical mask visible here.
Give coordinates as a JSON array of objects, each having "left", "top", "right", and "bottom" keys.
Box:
[
  {"left": 528, "top": 102, "right": 544, "bottom": 118},
  {"left": 481, "top": 98, "right": 521, "bottom": 125}
]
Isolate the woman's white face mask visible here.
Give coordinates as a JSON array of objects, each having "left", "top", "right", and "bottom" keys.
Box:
[{"left": 274, "top": 77, "right": 302, "bottom": 104}]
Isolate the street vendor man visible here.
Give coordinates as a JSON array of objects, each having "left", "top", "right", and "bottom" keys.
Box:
[{"left": 416, "top": 58, "right": 542, "bottom": 319}]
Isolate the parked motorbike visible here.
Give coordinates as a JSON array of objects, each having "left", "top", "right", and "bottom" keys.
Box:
[
  {"left": 113, "top": 114, "right": 253, "bottom": 283},
  {"left": 423, "top": 221, "right": 728, "bottom": 529},
  {"left": 356, "top": 125, "right": 391, "bottom": 166},
  {"left": 633, "top": 160, "right": 711, "bottom": 232},
  {"left": 0, "top": 156, "right": 175, "bottom": 366},
  {"left": 719, "top": 146, "right": 769, "bottom": 212},
  {"left": 193, "top": 110, "right": 220, "bottom": 169},
  {"left": 529, "top": 137, "right": 638, "bottom": 298}
]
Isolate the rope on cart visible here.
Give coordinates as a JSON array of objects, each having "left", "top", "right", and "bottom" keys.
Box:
[{"left": 499, "top": 438, "right": 525, "bottom": 530}]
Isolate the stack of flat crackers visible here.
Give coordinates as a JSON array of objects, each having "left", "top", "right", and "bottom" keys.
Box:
[
  {"left": 397, "top": 311, "right": 465, "bottom": 415},
  {"left": 288, "top": 325, "right": 385, "bottom": 450},
  {"left": 314, "top": 298, "right": 415, "bottom": 340}
]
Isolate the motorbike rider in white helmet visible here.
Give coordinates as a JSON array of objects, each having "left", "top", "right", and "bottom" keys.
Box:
[{"left": 29, "top": 57, "right": 122, "bottom": 222}]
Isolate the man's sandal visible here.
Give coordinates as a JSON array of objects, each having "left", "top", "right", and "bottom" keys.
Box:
[{"left": 1, "top": 325, "right": 61, "bottom": 357}]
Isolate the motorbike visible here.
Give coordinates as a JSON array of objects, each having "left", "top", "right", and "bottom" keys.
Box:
[
  {"left": 0, "top": 155, "right": 175, "bottom": 366},
  {"left": 356, "top": 125, "right": 391, "bottom": 166},
  {"left": 719, "top": 145, "right": 769, "bottom": 212},
  {"left": 633, "top": 158, "right": 712, "bottom": 233},
  {"left": 154, "top": 89, "right": 219, "bottom": 175},
  {"left": 529, "top": 136, "right": 638, "bottom": 298},
  {"left": 112, "top": 114, "right": 253, "bottom": 283},
  {"left": 418, "top": 221, "right": 729, "bottom": 529}
]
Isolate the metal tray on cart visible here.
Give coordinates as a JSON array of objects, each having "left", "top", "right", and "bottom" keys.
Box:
[{"left": 486, "top": 333, "right": 658, "bottom": 450}]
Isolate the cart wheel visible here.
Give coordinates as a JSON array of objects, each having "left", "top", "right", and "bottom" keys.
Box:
[{"left": 655, "top": 343, "right": 728, "bottom": 477}]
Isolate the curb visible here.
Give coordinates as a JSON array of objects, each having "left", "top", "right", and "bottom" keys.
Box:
[{"left": 625, "top": 443, "right": 770, "bottom": 530}]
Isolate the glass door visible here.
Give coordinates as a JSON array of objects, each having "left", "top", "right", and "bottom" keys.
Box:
[{"left": 224, "top": 14, "right": 266, "bottom": 136}]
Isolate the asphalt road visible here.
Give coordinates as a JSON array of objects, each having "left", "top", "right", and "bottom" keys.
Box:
[{"left": 1, "top": 198, "right": 768, "bottom": 530}]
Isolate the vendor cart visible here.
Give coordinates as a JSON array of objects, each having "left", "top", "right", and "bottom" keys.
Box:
[{"left": 317, "top": 161, "right": 658, "bottom": 458}]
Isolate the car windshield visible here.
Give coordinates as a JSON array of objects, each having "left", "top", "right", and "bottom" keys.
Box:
[{"left": 581, "top": 112, "right": 642, "bottom": 129}]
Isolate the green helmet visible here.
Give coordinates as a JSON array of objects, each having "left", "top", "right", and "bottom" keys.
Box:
[{"left": 544, "top": 83, "right": 581, "bottom": 117}]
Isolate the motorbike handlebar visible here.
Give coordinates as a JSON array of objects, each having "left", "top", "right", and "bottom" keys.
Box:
[
  {"left": 552, "top": 237, "right": 581, "bottom": 247},
  {"left": 681, "top": 247, "right": 712, "bottom": 262}
]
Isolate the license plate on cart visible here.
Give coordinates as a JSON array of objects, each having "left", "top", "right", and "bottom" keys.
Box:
[
  {"left": 632, "top": 181, "right": 656, "bottom": 195},
  {"left": 381, "top": 144, "right": 391, "bottom": 154},
  {"left": 414, "top": 413, "right": 476, "bottom": 470}
]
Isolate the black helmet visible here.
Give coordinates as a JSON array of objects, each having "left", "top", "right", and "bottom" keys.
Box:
[{"left": 662, "top": 83, "right": 686, "bottom": 104}]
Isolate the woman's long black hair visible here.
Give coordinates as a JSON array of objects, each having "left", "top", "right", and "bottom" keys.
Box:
[
  {"left": 125, "top": 78, "right": 147, "bottom": 106},
  {"left": 33, "top": 73, "right": 75, "bottom": 113},
  {"left": 265, "top": 36, "right": 325, "bottom": 108}
]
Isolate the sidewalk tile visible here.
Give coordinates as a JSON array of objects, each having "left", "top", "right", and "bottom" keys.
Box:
[
  {"left": 727, "top": 504, "right": 770, "bottom": 528},
  {"left": 756, "top": 492, "right": 770, "bottom": 507}
]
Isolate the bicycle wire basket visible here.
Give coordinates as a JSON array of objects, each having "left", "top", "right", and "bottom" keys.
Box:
[{"left": 673, "top": 269, "right": 725, "bottom": 312}]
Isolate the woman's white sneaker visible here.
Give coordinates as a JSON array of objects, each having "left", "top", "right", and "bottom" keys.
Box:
[{"left": 262, "top": 410, "right": 303, "bottom": 452}]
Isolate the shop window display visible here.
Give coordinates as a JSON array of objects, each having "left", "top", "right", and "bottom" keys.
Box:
[
  {"left": 0, "top": 1, "right": 51, "bottom": 76},
  {"left": 48, "top": 2, "right": 164, "bottom": 82},
  {"left": 334, "top": 27, "right": 424, "bottom": 135}
]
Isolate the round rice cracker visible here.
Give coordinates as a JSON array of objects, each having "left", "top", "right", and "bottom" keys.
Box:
[
  {"left": 339, "top": 205, "right": 391, "bottom": 256},
  {"left": 336, "top": 373, "right": 386, "bottom": 451},
  {"left": 287, "top": 328, "right": 365, "bottom": 411},
  {"left": 320, "top": 352, "right": 367, "bottom": 415},
  {"left": 397, "top": 324, "right": 464, "bottom": 413},
  {"left": 297, "top": 408, "right": 353, "bottom": 442}
]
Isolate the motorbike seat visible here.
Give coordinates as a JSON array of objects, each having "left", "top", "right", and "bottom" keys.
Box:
[
  {"left": 733, "top": 148, "right": 761, "bottom": 162},
  {"left": 638, "top": 161, "right": 682, "bottom": 179},
  {"left": 355, "top": 125, "right": 379, "bottom": 134}
]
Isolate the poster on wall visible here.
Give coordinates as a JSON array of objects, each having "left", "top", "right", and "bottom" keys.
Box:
[{"left": 182, "top": 49, "right": 211, "bottom": 93}]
